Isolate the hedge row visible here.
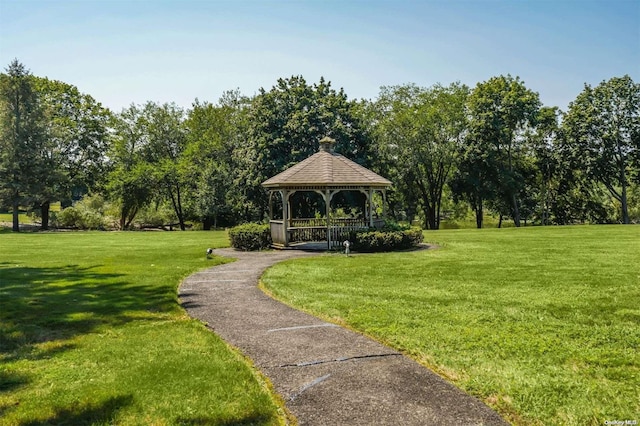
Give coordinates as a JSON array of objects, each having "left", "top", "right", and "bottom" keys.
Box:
[
  {"left": 228, "top": 223, "right": 272, "bottom": 251},
  {"left": 349, "top": 225, "right": 423, "bottom": 252},
  {"left": 228, "top": 222, "right": 423, "bottom": 252}
]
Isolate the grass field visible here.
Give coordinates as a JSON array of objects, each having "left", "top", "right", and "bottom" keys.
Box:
[
  {"left": 262, "top": 225, "right": 640, "bottom": 425},
  {"left": 0, "top": 213, "right": 33, "bottom": 225},
  {"left": 0, "top": 231, "right": 285, "bottom": 425}
]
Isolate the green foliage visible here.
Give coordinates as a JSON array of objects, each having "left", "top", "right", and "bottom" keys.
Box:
[
  {"left": 134, "top": 202, "right": 178, "bottom": 228},
  {"left": 350, "top": 225, "right": 423, "bottom": 252},
  {"left": 374, "top": 82, "right": 469, "bottom": 229},
  {"left": 238, "top": 76, "right": 372, "bottom": 218},
  {"left": 563, "top": 75, "right": 640, "bottom": 224},
  {"left": 3, "top": 60, "right": 637, "bottom": 231},
  {"left": 0, "top": 60, "right": 47, "bottom": 231},
  {"left": 456, "top": 74, "right": 541, "bottom": 228},
  {"left": 228, "top": 223, "right": 272, "bottom": 250},
  {"left": 182, "top": 93, "right": 248, "bottom": 229},
  {"left": 54, "top": 194, "right": 107, "bottom": 229},
  {"left": 142, "top": 102, "right": 189, "bottom": 230},
  {"left": 107, "top": 106, "right": 155, "bottom": 230},
  {"left": 35, "top": 76, "right": 111, "bottom": 229},
  {"left": 263, "top": 226, "right": 640, "bottom": 425}
]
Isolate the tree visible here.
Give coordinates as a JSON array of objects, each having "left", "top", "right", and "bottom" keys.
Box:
[
  {"left": 183, "top": 91, "right": 249, "bottom": 229},
  {"left": 375, "top": 82, "right": 469, "bottom": 229},
  {"left": 450, "top": 135, "right": 500, "bottom": 228},
  {"left": 240, "top": 76, "right": 372, "bottom": 219},
  {"left": 563, "top": 75, "right": 640, "bottom": 224},
  {"left": 142, "top": 102, "right": 189, "bottom": 230},
  {"left": 466, "top": 75, "right": 541, "bottom": 227},
  {"left": 529, "top": 106, "right": 561, "bottom": 225},
  {"left": 34, "top": 77, "right": 110, "bottom": 229},
  {"left": 0, "top": 59, "right": 46, "bottom": 231},
  {"left": 107, "top": 105, "right": 154, "bottom": 230}
]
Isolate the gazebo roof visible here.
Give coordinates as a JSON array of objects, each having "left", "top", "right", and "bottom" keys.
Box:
[{"left": 262, "top": 138, "right": 392, "bottom": 189}]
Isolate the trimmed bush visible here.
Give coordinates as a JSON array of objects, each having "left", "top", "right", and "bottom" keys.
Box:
[
  {"left": 228, "top": 223, "right": 272, "bottom": 251},
  {"left": 350, "top": 225, "right": 423, "bottom": 252}
]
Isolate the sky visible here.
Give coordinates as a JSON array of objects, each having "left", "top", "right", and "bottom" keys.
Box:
[{"left": 1, "top": 0, "right": 638, "bottom": 113}]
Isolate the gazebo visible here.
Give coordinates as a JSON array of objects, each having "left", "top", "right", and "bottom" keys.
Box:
[{"left": 262, "top": 137, "right": 392, "bottom": 249}]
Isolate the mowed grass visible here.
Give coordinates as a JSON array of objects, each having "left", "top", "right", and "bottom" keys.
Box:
[
  {"left": 0, "top": 231, "right": 285, "bottom": 425},
  {"left": 262, "top": 225, "right": 640, "bottom": 425},
  {"left": 0, "top": 214, "right": 33, "bottom": 225}
]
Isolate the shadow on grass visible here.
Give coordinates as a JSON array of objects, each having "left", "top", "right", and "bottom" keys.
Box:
[
  {"left": 175, "top": 413, "right": 275, "bottom": 425},
  {"left": 18, "top": 394, "right": 133, "bottom": 426},
  {"left": 0, "top": 369, "right": 30, "bottom": 393},
  {"left": 0, "top": 263, "right": 174, "bottom": 360}
]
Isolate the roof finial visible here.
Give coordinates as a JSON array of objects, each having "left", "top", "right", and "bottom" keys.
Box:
[{"left": 319, "top": 136, "right": 336, "bottom": 153}]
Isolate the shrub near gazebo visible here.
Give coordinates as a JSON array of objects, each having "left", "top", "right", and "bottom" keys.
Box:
[
  {"left": 262, "top": 137, "right": 393, "bottom": 249},
  {"left": 349, "top": 223, "right": 424, "bottom": 252},
  {"left": 228, "top": 223, "right": 272, "bottom": 251}
]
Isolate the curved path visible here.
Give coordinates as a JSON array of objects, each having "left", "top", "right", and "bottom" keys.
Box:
[{"left": 179, "top": 248, "right": 507, "bottom": 425}]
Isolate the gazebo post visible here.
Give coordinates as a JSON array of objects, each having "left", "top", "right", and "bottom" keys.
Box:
[
  {"left": 268, "top": 191, "right": 274, "bottom": 221},
  {"left": 382, "top": 189, "right": 387, "bottom": 219},
  {"left": 282, "top": 189, "right": 289, "bottom": 246},
  {"left": 325, "top": 189, "right": 331, "bottom": 249},
  {"left": 368, "top": 188, "right": 374, "bottom": 227}
]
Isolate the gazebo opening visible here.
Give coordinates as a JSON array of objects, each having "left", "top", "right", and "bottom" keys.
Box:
[{"left": 262, "top": 137, "right": 392, "bottom": 249}]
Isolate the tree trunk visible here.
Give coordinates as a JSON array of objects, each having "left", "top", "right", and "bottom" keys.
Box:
[
  {"left": 506, "top": 140, "right": 521, "bottom": 227},
  {"left": 167, "top": 182, "right": 186, "bottom": 231},
  {"left": 202, "top": 217, "right": 212, "bottom": 231},
  {"left": 120, "top": 205, "right": 129, "bottom": 230},
  {"left": 511, "top": 193, "right": 521, "bottom": 227},
  {"left": 176, "top": 185, "right": 185, "bottom": 231},
  {"left": 498, "top": 215, "right": 503, "bottom": 229},
  {"left": 621, "top": 181, "right": 629, "bottom": 224},
  {"left": 12, "top": 195, "right": 20, "bottom": 232},
  {"left": 41, "top": 200, "right": 50, "bottom": 230},
  {"left": 425, "top": 203, "right": 437, "bottom": 230},
  {"left": 475, "top": 197, "right": 483, "bottom": 229},
  {"left": 616, "top": 138, "right": 630, "bottom": 224}
]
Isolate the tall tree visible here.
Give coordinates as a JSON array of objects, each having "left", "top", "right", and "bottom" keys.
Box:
[
  {"left": 467, "top": 75, "right": 541, "bottom": 227},
  {"left": 184, "top": 91, "right": 249, "bottom": 229},
  {"left": 240, "top": 76, "right": 371, "bottom": 219},
  {"left": 35, "top": 77, "right": 110, "bottom": 229},
  {"left": 142, "top": 102, "right": 189, "bottom": 230},
  {"left": 107, "top": 105, "right": 154, "bottom": 230},
  {"left": 450, "top": 134, "right": 500, "bottom": 228},
  {"left": 0, "top": 59, "right": 46, "bottom": 231},
  {"left": 375, "top": 82, "right": 469, "bottom": 229},
  {"left": 530, "top": 106, "right": 561, "bottom": 225},
  {"left": 563, "top": 75, "right": 640, "bottom": 224}
]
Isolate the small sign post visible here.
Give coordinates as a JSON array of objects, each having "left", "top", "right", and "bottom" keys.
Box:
[{"left": 343, "top": 240, "right": 351, "bottom": 256}]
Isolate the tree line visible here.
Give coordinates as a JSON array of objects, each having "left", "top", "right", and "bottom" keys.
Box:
[{"left": 1, "top": 59, "right": 638, "bottom": 232}]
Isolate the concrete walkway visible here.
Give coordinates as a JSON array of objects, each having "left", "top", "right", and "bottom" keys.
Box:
[{"left": 179, "top": 248, "right": 507, "bottom": 426}]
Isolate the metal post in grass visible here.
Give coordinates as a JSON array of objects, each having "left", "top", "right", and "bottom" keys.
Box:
[{"left": 343, "top": 240, "right": 351, "bottom": 256}]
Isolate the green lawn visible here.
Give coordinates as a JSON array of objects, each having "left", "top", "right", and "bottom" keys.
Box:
[
  {"left": 262, "top": 225, "right": 640, "bottom": 425},
  {"left": 0, "top": 213, "right": 33, "bottom": 225},
  {"left": 0, "top": 231, "right": 285, "bottom": 425}
]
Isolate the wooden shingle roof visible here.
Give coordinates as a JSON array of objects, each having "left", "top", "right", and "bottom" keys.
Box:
[{"left": 262, "top": 138, "right": 391, "bottom": 189}]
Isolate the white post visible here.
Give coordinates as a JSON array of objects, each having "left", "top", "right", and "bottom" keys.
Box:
[
  {"left": 326, "top": 189, "right": 331, "bottom": 249},
  {"left": 282, "top": 189, "right": 289, "bottom": 246},
  {"left": 369, "top": 188, "right": 374, "bottom": 227}
]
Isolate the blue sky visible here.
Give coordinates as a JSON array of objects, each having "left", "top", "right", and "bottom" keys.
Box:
[{"left": 1, "top": 0, "right": 638, "bottom": 112}]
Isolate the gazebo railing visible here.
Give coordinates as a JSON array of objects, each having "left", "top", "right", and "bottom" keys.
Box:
[
  {"left": 271, "top": 218, "right": 385, "bottom": 247},
  {"left": 269, "top": 220, "right": 285, "bottom": 245}
]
